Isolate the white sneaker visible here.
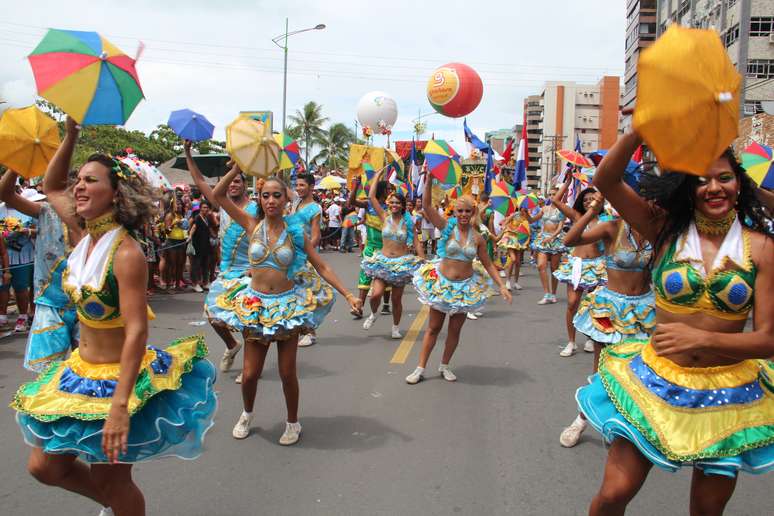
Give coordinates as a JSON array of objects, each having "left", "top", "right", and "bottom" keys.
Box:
[
  {"left": 499, "top": 270, "right": 506, "bottom": 278},
  {"left": 474, "top": 311, "right": 483, "bottom": 317},
  {"left": 232, "top": 412, "right": 253, "bottom": 439},
  {"left": 279, "top": 422, "right": 302, "bottom": 446},
  {"left": 559, "top": 341, "right": 577, "bottom": 357},
  {"left": 466, "top": 312, "right": 478, "bottom": 320},
  {"left": 439, "top": 365, "right": 457, "bottom": 382},
  {"left": 537, "top": 294, "right": 551, "bottom": 305},
  {"left": 559, "top": 415, "right": 588, "bottom": 448},
  {"left": 506, "top": 280, "right": 512, "bottom": 291},
  {"left": 298, "top": 334, "right": 316, "bottom": 347},
  {"left": 362, "top": 313, "right": 377, "bottom": 330},
  {"left": 98, "top": 507, "right": 114, "bottom": 516},
  {"left": 219, "top": 343, "right": 242, "bottom": 372},
  {"left": 193, "top": 285, "right": 204, "bottom": 293},
  {"left": 584, "top": 339, "right": 595, "bottom": 353},
  {"left": 405, "top": 367, "right": 425, "bottom": 385},
  {"left": 513, "top": 282, "right": 523, "bottom": 290},
  {"left": 391, "top": 325, "right": 402, "bottom": 339},
  {"left": 235, "top": 372, "right": 243, "bottom": 384}
]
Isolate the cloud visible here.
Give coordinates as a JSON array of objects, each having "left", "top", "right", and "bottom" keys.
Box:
[{"left": 0, "top": 79, "right": 36, "bottom": 113}]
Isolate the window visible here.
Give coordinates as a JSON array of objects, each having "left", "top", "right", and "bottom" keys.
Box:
[
  {"left": 723, "top": 23, "right": 739, "bottom": 47},
  {"left": 747, "top": 60, "right": 774, "bottom": 79},
  {"left": 639, "top": 22, "right": 656, "bottom": 35},
  {"left": 725, "top": 0, "right": 737, "bottom": 9},
  {"left": 743, "top": 101, "right": 763, "bottom": 115},
  {"left": 750, "top": 17, "right": 774, "bottom": 37}
]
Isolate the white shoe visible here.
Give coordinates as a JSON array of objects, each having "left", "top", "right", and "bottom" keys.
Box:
[
  {"left": 559, "top": 341, "right": 577, "bottom": 357},
  {"left": 499, "top": 270, "right": 506, "bottom": 278},
  {"left": 466, "top": 312, "right": 478, "bottom": 320},
  {"left": 279, "top": 422, "right": 302, "bottom": 446},
  {"left": 219, "top": 343, "right": 242, "bottom": 372},
  {"left": 193, "top": 285, "right": 203, "bottom": 293},
  {"left": 391, "top": 325, "right": 402, "bottom": 339},
  {"left": 584, "top": 339, "right": 595, "bottom": 353},
  {"left": 362, "top": 313, "right": 377, "bottom": 330},
  {"left": 439, "top": 365, "right": 457, "bottom": 382},
  {"left": 298, "top": 334, "right": 316, "bottom": 347},
  {"left": 559, "top": 415, "right": 588, "bottom": 448},
  {"left": 98, "top": 507, "right": 114, "bottom": 516},
  {"left": 474, "top": 311, "right": 483, "bottom": 317},
  {"left": 537, "top": 294, "right": 551, "bottom": 305},
  {"left": 405, "top": 367, "right": 425, "bottom": 385},
  {"left": 549, "top": 294, "right": 558, "bottom": 304},
  {"left": 506, "top": 280, "right": 512, "bottom": 291},
  {"left": 235, "top": 372, "right": 243, "bottom": 384},
  {"left": 232, "top": 412, "right": 253, "bottom": 439},
  {"left": 513, "top": 282, "right": 523, "bottom": 290}
]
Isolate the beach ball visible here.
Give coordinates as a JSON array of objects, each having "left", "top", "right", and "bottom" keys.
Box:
[
  {"left": 356, "top": 91, "right": 398, "bottom": 135},
  {"left": 426, "top": 63, "right": 483, "bottom": 118}
]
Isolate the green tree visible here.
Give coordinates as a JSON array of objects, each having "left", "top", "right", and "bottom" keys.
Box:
[
  {"left": 287, "top": 101, "right": 328, "bottom": 165},
  {"left": 313, "top": 123, "right": 355, "bottom": 170}
]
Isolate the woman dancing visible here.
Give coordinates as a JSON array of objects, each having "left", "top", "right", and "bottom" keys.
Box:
[
  {"left": 497, "top": 208, "right": 538, "bottom": 291},
  {"left": 405, "top": 181, "right": 511, "bottom": 385},
  {"left": 209, "top": 167, "right": 362, "bottom": 444},
  {"left": 578, "top": 130, "right": 774, "bottom": 515},
  {"left": 551, "top": 178, "right": 607, "bottom": 357},
  {"left": 12, "top": 118, "right": 216, "bottom": 516},
  {"left": 532, "top": 187, "right": 567, "bottom": 305},
  {"left": 558, "top": 190, "right": 655, "bottom": 448},
  {"left": 361, "top": 168, "right": 425, "bottom": 338}
]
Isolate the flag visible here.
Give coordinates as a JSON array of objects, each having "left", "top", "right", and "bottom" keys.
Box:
[
  {"left": 416, "top": 161, "right": 428, "bottom": 197},
  {"left": 632, "top": 145, "right": 643, "bottom": 164},
  {"left": 409, "top": 139, "right": 421, "bottom": 199},
  {"left": 514, "top": 114, "right": 528, "bottom": 192},
  {"left": 484, "top": 147, "right": 495, "bottom": 196},
  {"left": 463, "top": 118, "right": 489, "bottom": 153},
  {"left": 501, "top": 138, "right": 514, "bottom": 164}
]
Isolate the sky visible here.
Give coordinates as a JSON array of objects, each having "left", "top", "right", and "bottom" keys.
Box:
[{"left": 0, "top": 0, "right": 625, "bottom": 150}]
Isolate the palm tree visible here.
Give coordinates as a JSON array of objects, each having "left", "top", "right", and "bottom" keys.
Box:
[
  {"left": 287, "top": 101, "right": 328, "bottom": 165},
  {"left": 313, "top": 123, "right": 356, "bottom": 170}
]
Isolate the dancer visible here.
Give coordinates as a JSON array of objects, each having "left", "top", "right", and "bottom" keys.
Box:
[
  {"left": 209, "top": 167, "right": 362, "bottom": 444},
  {"left": 496, "top": 208, "right": 537, "bottom": 291},
  {"left": 405, "top": 183, "right": 511, "bottom": 385},
  {"left": 577, "top": 130, "right": 774, "bottom": 515},
  {"left": 12, "top": 118, "right": 216, "bottom": 516},
  {"left": 185, "top": 140, "right": 256, "bottom": 374},
  {"left": 289, "top": 172, "right": 323, "bottom": 347},
  {"left": 551, "top": 178, "right": 607, "bottom": 357},
  {"left": 361, "top": 168, "right": 425, "bottom": 338},
  {"left": 532, "top": 188, "right": 567, "bottom": 305},
  {"left": 0, "top": 170, "right": 81, "bottom": 371},
  {"left": 558, "top": 191, "right": 654, "bottom": 448}
]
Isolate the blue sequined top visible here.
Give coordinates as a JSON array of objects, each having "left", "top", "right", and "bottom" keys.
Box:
[{"left": 219, "top": 201, "right": 258, "bottom": 280}]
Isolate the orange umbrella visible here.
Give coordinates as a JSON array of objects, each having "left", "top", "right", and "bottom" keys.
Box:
[
  {"left": 0, "top": 106, "right": 60, "bottom": 178},
  {"left": 556, "top": 149, "right": 593, "bottom": 169}
]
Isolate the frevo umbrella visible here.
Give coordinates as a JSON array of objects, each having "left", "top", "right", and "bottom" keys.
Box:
[
  {"left": 168, "top": 109, "right": 214, "bottom": 142},
  {"left": 556, "top": 149, "right": 593, "bottom": 169},
  {"left": 489, "top": 179, "right": 515, "bottom": 217},
  {"left": 226, "top": 116, "right": 280, "bottom": 178},
  {"left": 516, "top": 193, "right": 540, "bottom": 211},
  {"left": 28, "top": 29, "right": 144, "bottom": 125},
  {"left": 0, "top": 105, "right": 60, "bottom": 178},
  {"left": 273, "top": 133, "right": 301, "bottom": 171},
  {"left": 633, "top": 25, "right": 741, "bottom": 176},
  {"left": 424, "top": 140, "right": 462, "bottom": 187},
  {"left": 741, "top": 142, "right": 774, "bottom": 189},
  {"left": 316, "top": 176, "right": 342, "bottom": 190},
  {"left": 119, "top": 156, "right": 171, "bottom": 189}
]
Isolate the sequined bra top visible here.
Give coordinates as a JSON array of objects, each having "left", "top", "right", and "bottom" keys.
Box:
[
  {"left": 652, "top": 218, "right": 755, "bottom": 321},
  {"left": 606, "top": 221, "right": 653, "bottom": 272},
  {"left": 543, "top": 206, "right": 565, "bottom": 225},
  {"left": 249, "top": 221, "right": 295, "bottom": 273},
  {"left": 382, "top": 213, "right": 413, "bottom": 245},
  {"left": 63, "top": 227, "right": 155, "bottom": 329},
  {"left": 438, "top": 218, "right": 477, "bottom": 262}
]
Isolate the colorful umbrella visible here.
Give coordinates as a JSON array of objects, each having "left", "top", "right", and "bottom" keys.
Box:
[
  {"left": 741, "top": 142, "right": 774, "bottom": 189},
  {"left": 446, "top": 184, "right": 463, "bottom": 200},
  {"left": 556, "top": 149, "right": 593, "bottom": 169},
  {"left": 273, "top": 133, "right": 301, "bottom": 171},
  {"left": 424, "top": 140, "right": 462, "bottom": 186},
  {"left": 28, "top": 29, "right": 144, "bottom": 125},
  {"left": 489, "top": 179, "right": 515, "bottom": 217},
  {"left": 168, "top": 109, "right": 214, "bottom": 142},
  {"left": 516, "top": 193, "right": 540, "bottom": 211},
  {"left": 572, "top": 169, "right": 594, "bottom": 186},
  {"left": 393, "top": 180, "right": 409, "bottom": 198},
  {"left": 0, "top": 105, "right": 60, "bottom": 178},
  {"left": 513, "top": 222, "right": 530, "bottom": 244},
  {"left": 342, "top": 213, "right": 358, "bottom": 229},
  {"left": 633, "top": 25, "right": 741, "bottom": 176},
  {"left": 226, "top": 116, "right": 280, "bottom": 177},
  {"left": 119, "top": 156, "right": 172, "bottom": 190},
  {"left": 316, "top": 175, "right": 342, "bottom": 190}
]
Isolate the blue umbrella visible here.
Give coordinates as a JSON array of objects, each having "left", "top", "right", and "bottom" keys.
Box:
[{"left": 168, "top": 109, "right": 214, "bottom": 142}]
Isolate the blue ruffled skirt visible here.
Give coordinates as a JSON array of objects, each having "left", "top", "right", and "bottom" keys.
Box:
[
  {"left": 361, "top": 251, "right": 422, "bottom": 287},
  {"left": 553, "top": 255, "right": 607, "bottom": 290},
  {"left": 24, "top": 305, "right": 79, "bottom": 372},
  {"left": 573, "top": 287, "right": 655, "bottom": 345},
  {"left": 12, "top": 336, "right": 217, "bottom": 464},
  {"left": 531, "top": 232, "right": 568, "bottom": 255},
  {"left": 413, "top": 260, "right": 493, "bottom": 314},
  {"left": 208, "top": 271, "right": 335, "bottom": 344}
]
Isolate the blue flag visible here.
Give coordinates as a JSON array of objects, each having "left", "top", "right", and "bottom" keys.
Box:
[
  {"left": 484, "top": 146, "right": 494, "bottom": 196},
  {"left": 463, "top": 118, "right": 489, "bottom": 152}
]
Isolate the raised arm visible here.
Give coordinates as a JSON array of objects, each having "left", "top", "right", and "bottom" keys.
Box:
[
  {"left": 212, "top": 164, "right": 256, "bottom": 234},
  {"left": 421, "top": 177, "right": 447, "bottom": 230},
  {"left": 41, "top": 117, "right": 84, "bottom": 238},
  {"left": 563, "top": 193, "right": 613, "bottom": 246},
  {"left": 184, "top": 140, "right": 219, "bottom": 210},
  {"left": 0, "top": 171, "right": 40, "bottom": 217},
  {"left": 369, "top": 169, "right": 388, "bottom": 220},
  {"left": 551, "top": 176, "right": 580, "bottom": 222},
  {"left": 593, "top": 131, "right": 660, "bottom": 243},
  {"left": 523, "top": 208, "right": 541, "bottom": 224}
]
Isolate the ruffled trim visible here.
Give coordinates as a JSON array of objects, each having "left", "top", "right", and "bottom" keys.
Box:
[
  {"left": 573, "top": 287, "right": 655, "bottom": 343},
  {"left": 412, "top": 259, "right": 492, "bottom": 314},
  {"left": 284, "top": 214, "right": 308, "bottom": 279},
  {"left": 531, "top": 232, "right": 568, "bottom": 254},
  {"left": 553, "top": 256, "right": 607, "bottom": 289},
  {"left": 361, "top": 252, "right": 422, "bottom": 286},
  {"left": 436, "top": 218, "right": 457, "bottom": 259},
  {"left": 498, "top": 233, "right": 530, "bottom": 250}
]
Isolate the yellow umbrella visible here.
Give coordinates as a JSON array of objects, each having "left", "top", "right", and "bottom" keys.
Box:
[
  {"left": 633, "top": 25, "right": 741, "bottom": 176},
  {"left": 226, "top": 116, "right": 281, "bottom": 177},
  {"left": 317, "top": 175, "right": 342, "bottom": 190},
  {"left": 0, "top": 105, "right": 60, "bottom": 178}
]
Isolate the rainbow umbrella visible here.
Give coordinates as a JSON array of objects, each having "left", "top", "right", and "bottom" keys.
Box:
[
  {"left": 446, "top": 184, "right": 463, "bottom": 200},
  {"left": 514, "top": 223, "right": 530, "bottom": 245},
  {"left": 393, "top": 180, "right": 409, "bottom": 198},
  {"left": 516, "top": 193, "right": 540, "bottom": 210},
  {"left": 342, "top": 213, "right": 359, "bottom": 229},
  {"left": 28, "top": 29, "right": 143, "bottom": 125},
  {"left": 424, "top": 140, "right": 462, "bottom": 186},
  {"left": 489, "top": 179, "right": 515, "bottom": 217},
  {"left": 741, "top": 142, "right": 774, "bottom": 189},
  {"left": 273, "top": 133, "right": 301, "bottom": 171},
  {"left": 557, "top": 149, "right": 593, "bottom": 169},
  {"left": 572, "top": 169, "right": 594, "bottom": 186}
]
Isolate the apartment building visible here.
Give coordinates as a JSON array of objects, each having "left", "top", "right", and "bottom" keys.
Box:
[{"left": 623, "top": 0, "right": 658, "bottom": 131}]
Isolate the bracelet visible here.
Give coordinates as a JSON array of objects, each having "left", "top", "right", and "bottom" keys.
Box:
[{"left": 345, "top": 292, "right": 356, "bottom": 301}]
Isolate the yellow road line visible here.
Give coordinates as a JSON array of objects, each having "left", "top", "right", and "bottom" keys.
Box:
[{"left": 390, "top": 305, "right": 428, "bottom": 364}]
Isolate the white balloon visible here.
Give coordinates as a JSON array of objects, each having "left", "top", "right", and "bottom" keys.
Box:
[{"left": 356, "top": 91, "right": 398, "bottom": 134}]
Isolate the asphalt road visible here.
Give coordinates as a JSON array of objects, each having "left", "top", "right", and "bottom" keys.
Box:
[{"left": 0, "top": 252, "right": 770, "bottom": 515}]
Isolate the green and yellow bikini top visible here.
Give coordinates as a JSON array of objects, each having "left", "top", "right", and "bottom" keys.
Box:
[
  {"left": 653, "top": 217, "right": 756, "bottom": 321},
  {"left": 63, "top": 215, "right": 155, "bottom": 329}
]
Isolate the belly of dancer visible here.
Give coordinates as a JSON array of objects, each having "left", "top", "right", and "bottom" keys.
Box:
[
  {"left": 551, "top": 176, "right": 607, "bottom": 357},
  {"left": 558, "top": 191, "right": 654, "bottom": 448},
  {"left": 577, "top": 130, "right": 774, "bottom": 515},
  {"left": 405, "top": 181, "right": 511, "bottom": 385},
  {"left": 209, "top": 169, "right": 362, "bottom": 445}
]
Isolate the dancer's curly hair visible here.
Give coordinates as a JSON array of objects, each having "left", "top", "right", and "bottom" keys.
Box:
[{"left": 572, "top": 187, "right": 597, "bottom": 215}]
